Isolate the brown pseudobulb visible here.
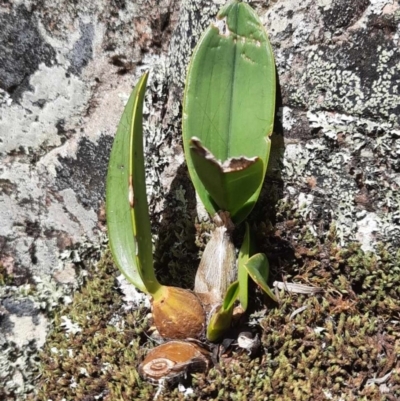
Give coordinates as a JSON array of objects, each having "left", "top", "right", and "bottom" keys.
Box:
[
  {"left": 152, "top": 286, "right": 205, "bottom": 339},
  {"left": 139, "top": 340, "right": 210, "bottom": 384}
]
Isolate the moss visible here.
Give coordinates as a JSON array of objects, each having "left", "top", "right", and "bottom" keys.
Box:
[
  {"left": 253, "top": 198, "right": 400, "bottom": 400},
  {"left": 34, "top": 250, "right": 155, "bottom": 401},
  {"left": 35, "top": 197, "right": 400, "bottom": 400}
]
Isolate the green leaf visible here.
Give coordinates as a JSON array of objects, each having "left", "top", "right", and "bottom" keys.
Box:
[
  {"left": 244, "top": 253, "right": 277, "bottom": 302},
  {"left": 106, "top": 72, "right": 161, "bottom": 296},
  {"left": 238, "top": 222, "right": 252, "bottom": 310},
  {"left": 189, "top": 138, "right": 264, "bottom": 216},
  {"left": 183, "top": 0, "right": 276, "bottom": 223},
  {"left": 207, "top": 281, "right": 239, "bottom": 342},
  {"left": 222, "top": 280, "right": 240, "bottom": 311}
]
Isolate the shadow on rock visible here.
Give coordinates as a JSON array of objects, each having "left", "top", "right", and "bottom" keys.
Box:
[{"left": 152, "top": 162, "right": 199, "bottom": 290}]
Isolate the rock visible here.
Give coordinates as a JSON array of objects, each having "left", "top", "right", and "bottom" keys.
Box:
[{"left": 1, "top": 0, "right": 399, "bottom": 397}]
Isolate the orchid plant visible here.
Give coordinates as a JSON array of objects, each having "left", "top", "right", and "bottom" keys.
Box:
[{"left": 106, "top": 0, "right": 277, "bottom": 344}]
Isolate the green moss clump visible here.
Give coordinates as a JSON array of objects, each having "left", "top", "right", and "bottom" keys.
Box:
[
  {"left": 36, "top": 196, "right": 400, "bottom": 400},
  {"left": 35, "top": 251, "right": 156, "bottom": 400},
  {"left": 251, "top": 198, "right": 400, "bottom": 400}
]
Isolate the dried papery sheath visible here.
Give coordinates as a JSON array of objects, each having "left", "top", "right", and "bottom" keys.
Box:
[
  {"left": 289, "top": 305, "right": 310, "bottom": 320},
  {"left": 194, "top": 212, "right": 237, "bottom": 306},
  {"left": 273, "top": 281, "right": 323, "bottom": 294},
  {"left": 138, "top": 341, "right": 210, "bottom": 384},
  {"left": 237, "top": 331, "right": 261, "bottom": 355}
]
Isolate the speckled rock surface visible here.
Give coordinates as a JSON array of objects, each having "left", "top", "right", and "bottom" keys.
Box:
[{"left": 1, "top": 0, "right": 399, "bottom": 398}]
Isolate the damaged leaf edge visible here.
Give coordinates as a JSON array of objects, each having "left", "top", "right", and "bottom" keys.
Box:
[{"left": 190, "top": 137, "right": 260, "bottom": 172}]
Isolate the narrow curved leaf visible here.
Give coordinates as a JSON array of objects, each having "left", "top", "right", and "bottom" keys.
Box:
[
  {"left": 222, "top": 280, "right": 239, "bottom": 311},
  {"left": 238, "top": 222, "right": 251, "bottom": 310},
  {"left": 244, "top": 253, "right": 277, "bottom": 302},
  {"left": 183, "top": 0, "right": 276, "bottom": 223},
  {"left": 106, "top": 72, "right": 160, "bottom": 295},
  {"left": 207, "top": 281, "right": 239, "bottom": 342}
]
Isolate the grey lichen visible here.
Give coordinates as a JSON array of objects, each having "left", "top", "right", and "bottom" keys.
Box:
[
  {"left": 259, "top": 0, "right": 400, "bottom": 254},
  {"left": 280, "top": 107, "right": 400, "bottom": 249},
  {"left": 0, "top": 237, "right": 106, "bottom": 399}
]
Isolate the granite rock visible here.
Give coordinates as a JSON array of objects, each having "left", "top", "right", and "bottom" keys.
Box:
[{"left": 0, "top": 0, "right": 399, "bottom": 397}]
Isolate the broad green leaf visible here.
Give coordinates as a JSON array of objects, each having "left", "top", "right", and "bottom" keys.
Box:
[
  {"left": 189, "top": 138, "right": 264, "bottom": 216},
  {"left": 183, "top": 0, "right": 276, "bottom": 223},
  {"left": 106, "top": 72, "right": 161, "bottom": 296},
  {"left": 238, "top": 222, "right": 251, "bottom": 310},
  {"left": 244, "top": 253, "right": 277, "bottom": 302},
  {"left": 207, "top": 281, "right": 239, "bottom": 341}
]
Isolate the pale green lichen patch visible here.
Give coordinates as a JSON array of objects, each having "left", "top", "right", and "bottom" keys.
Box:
[
  {"left": 280, "top": 108, "right": 400, "bottom": 250},
  {"left": 0, "top": 272, "right": 71, "bottom": 399},
  {"left": 247, "top": 0, "right": 400, "bottom": 256},
  {"left": 290, "top": 46, "right": 400, "bottom": 125},
  {"left": 261, "top": 0, "right": 400, "bottom": 128}
]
